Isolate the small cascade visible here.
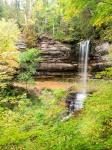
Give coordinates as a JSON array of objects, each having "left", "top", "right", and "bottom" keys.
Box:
[{"left": 75, "top": 40, "right": 90, "bottom": 110}]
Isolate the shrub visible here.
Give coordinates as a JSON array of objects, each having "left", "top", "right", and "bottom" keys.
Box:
[
  {"left": 17, "top": 48, "right": 41, "bottom": 88},
  {"left": 96, "top": 67, "right": 112, "bottom": 79}
]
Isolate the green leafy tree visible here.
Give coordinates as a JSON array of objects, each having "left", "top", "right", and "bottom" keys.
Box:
[
  {"left": 72, "top": 0, "right": 112, "bottom": 41},
  {"left": 18, "top": 48, "right": 41, "bottom": 89}
]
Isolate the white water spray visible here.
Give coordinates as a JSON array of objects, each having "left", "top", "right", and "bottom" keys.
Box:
[{"left": 75, "top": 40, "right": 90, "bottom": 110}]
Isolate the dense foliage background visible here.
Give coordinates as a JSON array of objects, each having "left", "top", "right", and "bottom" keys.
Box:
[{"left": 0, "top": 0, "right": 112, "bottom": 42}]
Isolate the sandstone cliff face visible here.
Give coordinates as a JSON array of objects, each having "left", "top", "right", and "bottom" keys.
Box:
[
  {"left": 17, "top": 36, "right": 112, "bottom": 78},
  {"left": 90, "top": 41, "right": 112, "bottom": 75},
  {"left": 37, "top": 37, "right": 111, "bottom": 78},
  {"left": 37, "top": 37, "right": 78, "bottom": 77},
  {"left": 16, "top": 35, "right": 27, "bottom": 50}
]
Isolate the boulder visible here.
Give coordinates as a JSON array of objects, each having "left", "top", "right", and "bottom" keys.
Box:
[
  {"left": 95, "top": 42, "right": 110, "bottom": 55},
  {"left": 90, "top": 41, "right": 112, "bottom": 73}
]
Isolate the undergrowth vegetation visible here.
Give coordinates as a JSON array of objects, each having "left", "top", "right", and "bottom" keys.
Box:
[
  {"left": 96, "top": 67, "right": 112, "bottom": 79},
  {"left": 0, "top": 81, "right": 112, "bottom": 150}
]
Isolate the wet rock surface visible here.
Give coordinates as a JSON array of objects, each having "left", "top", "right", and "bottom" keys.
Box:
[{"left": 65, "top": 92, "right": 77, "bottom": 113}]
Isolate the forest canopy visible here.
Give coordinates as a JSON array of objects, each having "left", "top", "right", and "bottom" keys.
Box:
[{"left": 0, "top": 0, "right": 111, "bottom": 41}]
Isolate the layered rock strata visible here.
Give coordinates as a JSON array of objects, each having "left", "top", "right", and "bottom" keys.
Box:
[{"left": 37, "top": 37, "right": 78, "bottom": 77}]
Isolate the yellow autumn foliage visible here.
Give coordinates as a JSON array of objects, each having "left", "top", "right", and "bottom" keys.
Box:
[
  {"left": 0, "top": 19, "right": 20, "bottom": 89},
  {"left": 0, "top": 19, "right": 20, "bottom": 53}
]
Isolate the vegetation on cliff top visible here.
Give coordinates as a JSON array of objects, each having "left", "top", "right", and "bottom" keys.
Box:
[{"left": 0, "top": 0, "right": 112, "bottom": 43}]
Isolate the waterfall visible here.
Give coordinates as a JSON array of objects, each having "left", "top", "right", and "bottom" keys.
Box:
[{"left": 75, "top": 40, "right": 90, "bottom": 110}]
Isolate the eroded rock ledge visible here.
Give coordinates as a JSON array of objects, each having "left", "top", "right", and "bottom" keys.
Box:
[
  {"left": 37, "top": 36, "right": 78, "bottom": 77},
  {"left": 37, "top": 36, "right": 111, "bottom": 78}
]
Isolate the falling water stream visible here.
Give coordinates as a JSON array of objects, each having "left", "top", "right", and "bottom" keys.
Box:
[
  {"left": 75, "top": 40, "right": 90, "bottom": 110},
  {"left": 62, "top": 40, "right": 90, "bottom": 121}
]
